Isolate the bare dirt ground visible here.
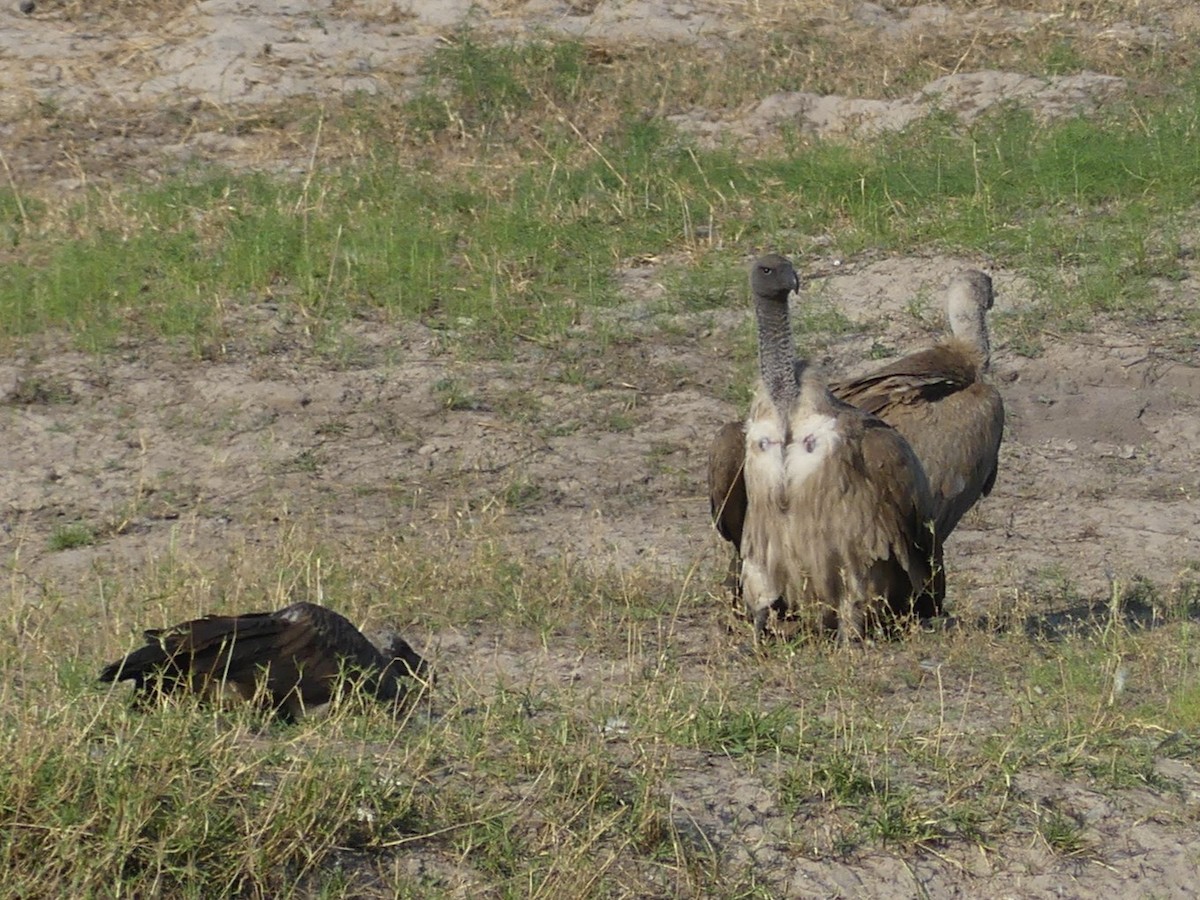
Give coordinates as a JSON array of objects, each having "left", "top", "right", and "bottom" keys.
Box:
[{"left": 3, "top": 1, "right": 1200, "bottom": 897}]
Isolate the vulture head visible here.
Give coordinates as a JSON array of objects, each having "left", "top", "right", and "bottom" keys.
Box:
[
  {"left": 373, "top": 630, "right": 434, "bottom": 690},
  {"left": 750, "top": 253, "right": 800, "bottom": 302}
]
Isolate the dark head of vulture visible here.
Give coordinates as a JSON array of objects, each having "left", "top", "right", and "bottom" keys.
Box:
[
  {"left": 829, "top": 268, "right": 1004, "bottom": 540},
  {"left": 738, "top": 253, "right": 943, "bottom": 641},
  {"left": 99, "top": 601, "right": 430, "bottom": 721}
]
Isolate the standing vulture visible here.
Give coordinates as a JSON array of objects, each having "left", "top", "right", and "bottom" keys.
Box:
[
  {"left": 829, "top": 269, "right": 1004, "bottom": 539},
  {"left": 738, "top": 254, "right": 943, "bottom": 640},
  {"left": 99, "top": 601, "right": 429, "bottom": 721},
  {"left": 709, "top": 268, "right": 1002, "bottom": 593}
]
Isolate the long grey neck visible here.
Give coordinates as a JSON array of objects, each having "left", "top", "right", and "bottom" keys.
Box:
[
  {"left": 947, "top": 274, "right": 993, "bottom": 372},
  {"left": 754, "top": 293, "right": 799, "bottom": 409},
  {"left": 950, "top": 304, "right": 990, "bottom": 371}
]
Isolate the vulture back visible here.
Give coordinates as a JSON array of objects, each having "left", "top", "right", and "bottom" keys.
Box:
[{"left": 100, "top": 601, "right": 428, "bottom": 720}]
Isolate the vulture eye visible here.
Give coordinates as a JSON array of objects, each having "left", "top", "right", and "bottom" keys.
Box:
[{"left": 759, "top": 266, "right": 773, "bottom": 275}]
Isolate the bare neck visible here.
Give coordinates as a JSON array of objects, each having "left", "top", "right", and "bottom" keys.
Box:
[
  {"left": 946, "top": 274, "right": 993, "bottom": 371},
  {"left": 754, "top": 294, "right": 798, "bottom": 409}
]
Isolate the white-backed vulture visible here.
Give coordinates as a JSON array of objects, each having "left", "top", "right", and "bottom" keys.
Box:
[
  {"left": 829, "top": 268, "right": 1004, "bottom": 539},
  {"left": 738, "top": 254, "right": 943, "bottom": 641},
  {"left": 709, "top": 268, "right": 1002, "bottom": 589},
  {"left": 99, "top": 601, "right": 429, "bottom": 721}
]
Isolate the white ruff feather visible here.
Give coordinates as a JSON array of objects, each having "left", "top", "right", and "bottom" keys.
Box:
[
  {"left": 744, "top": 417, "right": 786, "bottom": 488},
  {"left": 784, "top": 413, "right": 840, "bottom": 485}
]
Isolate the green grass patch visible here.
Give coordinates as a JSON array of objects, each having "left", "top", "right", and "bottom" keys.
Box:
[
  {"left": 49, "top": 522, "right": 96, "bottom": 551},
  {"left": 4, "top": 42, "right": 1200, "bottom": 351},
  {"left": 0, "top": 701, "right": 428, "bottom": 898},
  {"left": 681, "top": 703, "right": 808, "bottom": 757}
]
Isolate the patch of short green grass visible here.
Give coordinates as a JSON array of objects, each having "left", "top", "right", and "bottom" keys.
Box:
[
  {"left": 432, "top": 376, "right": 483, "bottom": 411},
  {"left": 1037, "top": 808, "right": 1091, "bottom": 857},
  {"left": 681, "top": 703, "right": 808, "bottom": 757},
  {"left": 49, "top": 522, "right": 96, "bottom": 551},
  {"left": 5, "top": 43, "right": 1200, "bottom": 352}
]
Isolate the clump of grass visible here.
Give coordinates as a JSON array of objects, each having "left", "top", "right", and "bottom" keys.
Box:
[
  {"left": 861, "top": 792, "right": 944, "bottom": 848},
  {"left": 278, "top": 448, "right": 325, "bottom": 474},
  {"left": 682, "top": 704, "right": 807, "bottom": 757},
  {"left": 1037, "top": 809, "right": 1091, "bottom": 857},
  {"left": 433, "top": 377, "right": 484, "bottom": 411},
  {"left": 500, "top": 477, "right": 544, "bottom": 511},
  {"left": 404, "top": 31, "right": 591, "bottom": 142},
  {"left": 810, "top": 751, "right": 877, "bottom": 806},
  {"left": 7, "top": 375, "right": 77, "bottom": 406},
  {"left": 49, "top": 522, "right": 96, "bottom": 551}
]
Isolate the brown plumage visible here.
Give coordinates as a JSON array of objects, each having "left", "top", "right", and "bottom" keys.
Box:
[
  {"left": 709, "top": 268, "right": 1002, "bottom": 580},
  {"left": 708, "top": 421, "right": 749, "bottom": 589},
  {"left": 707, "top": 420, "right": 748, "bottom": 596},
  {"left": 829, "top": 269, "right": 1004, "bottom": 539},
  {"left": 738, "top": 254, "right": 942, "bottom": 641},
  {"left": 99, "top": 602, "right": 429, "bottom": 721}
]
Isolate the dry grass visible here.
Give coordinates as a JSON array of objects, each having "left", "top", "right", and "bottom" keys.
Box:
[
  {"left": 4, "top": 509, "right": 1200, "bottom": 895},
  {"left": 3, "top": 0, "right": 1192, "bottom": 198}
]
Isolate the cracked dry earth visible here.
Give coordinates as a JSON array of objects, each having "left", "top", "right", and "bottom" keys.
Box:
[{"left": 4, "top": 0, "right": 1200, "bottom": 897}]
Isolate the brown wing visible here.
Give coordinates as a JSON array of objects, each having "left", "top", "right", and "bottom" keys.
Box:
[
  {"left": 831, "top": 341, "right": 1002, "bottom": 539},
  {"left": 854, "top": 415, "right": 944, "bottom": 619},
  {"left": 707, "top": 420, "right": 747, "bottom": 548},
  {"left": 830, "top": 344, "right": 979, "bottom": 414},
  {"left": 898, "top": 382, "right": 1004, "bottom": 537},
  {"left": 100, "top": 612, "right": 294, "bottom": 700},
  {"left": 274, "top": 602, "right": 397, "bottom": 700}
]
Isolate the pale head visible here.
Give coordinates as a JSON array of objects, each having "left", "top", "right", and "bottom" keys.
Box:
[
  {"left": 945, "top": 268, "right": 994, "bottom": 366},
  {"left": 750, "top": 253, "right": 800, "bottom": 302}
]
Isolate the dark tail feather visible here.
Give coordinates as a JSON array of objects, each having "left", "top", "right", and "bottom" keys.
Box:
[{"left": 98, "top": 643, "right": 171, "bottom": 684}]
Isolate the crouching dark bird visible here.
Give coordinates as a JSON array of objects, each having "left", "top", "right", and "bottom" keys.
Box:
[{"left": 99, "top": 602, "right": 430, "bottom": 721}]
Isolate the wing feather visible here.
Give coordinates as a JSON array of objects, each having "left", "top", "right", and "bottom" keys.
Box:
[
  {"left": 831, "top": 340, "right": 1003, "bottom": 539},
  {"left": 707, "top": 421, "right": 748, "bottom": 548}
]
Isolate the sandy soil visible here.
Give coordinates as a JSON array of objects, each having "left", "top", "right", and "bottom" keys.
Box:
[{"left": 3, "top": 0, "right": 1200, "bottom": 896}]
